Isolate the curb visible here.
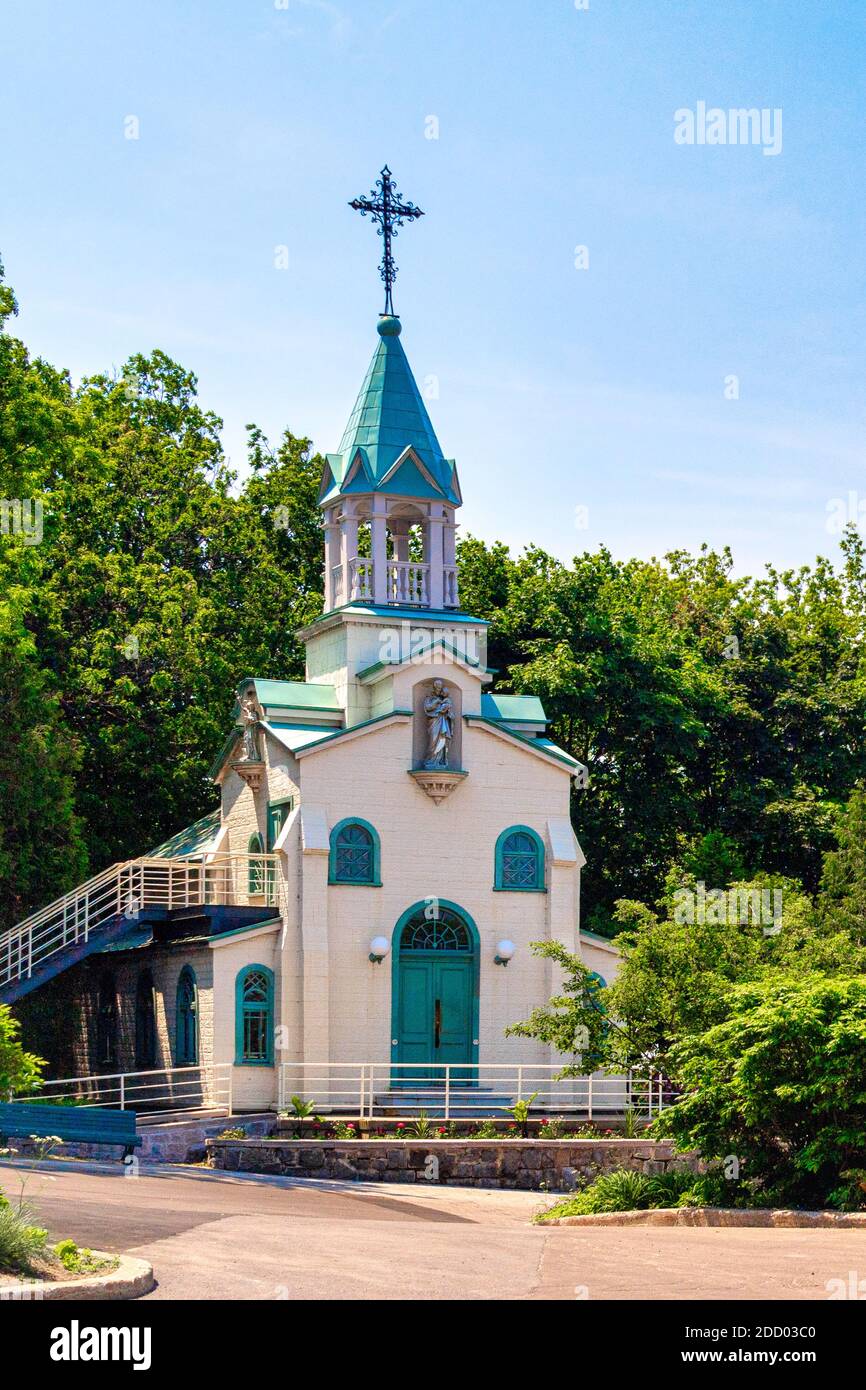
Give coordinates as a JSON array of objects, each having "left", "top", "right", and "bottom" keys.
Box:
[
  {"left": 1, "top": 1253, "right": 155, "bottom": 1302},
  {"left": 542, "top": 1206, "right": 866, "bottom": 1228}
]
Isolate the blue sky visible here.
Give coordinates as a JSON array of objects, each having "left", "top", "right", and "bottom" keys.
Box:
[{"left": 2, "top": 0, "right": 865, "bottom": 575}]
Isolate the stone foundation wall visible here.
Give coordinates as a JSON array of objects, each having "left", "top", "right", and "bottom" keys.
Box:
[{"left": 206, "top": 1137, "right": 696, "bottom": 1191}]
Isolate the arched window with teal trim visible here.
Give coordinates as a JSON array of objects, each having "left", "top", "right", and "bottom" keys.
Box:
[
  {"left": 248, "top": 832, "right": 265, "bottom": 895},
  {"left": 328, "top": 818, "right": 381, "bottom": 886},
  {"left": 175, "top": 965, "right": 198, "bottom": 1066},
  {"left": 235, "top": 964, "right": 275, "bottom": 1065},
  {"left": 494, "top": 825, "right": 545, "bottom": 891}
]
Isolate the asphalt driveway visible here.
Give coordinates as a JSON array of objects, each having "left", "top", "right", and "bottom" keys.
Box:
[{"left": 2, "top": 1160, "right": 862, "bottom": 1301}]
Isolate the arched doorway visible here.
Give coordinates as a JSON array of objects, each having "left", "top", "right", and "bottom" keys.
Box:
[{"left": 391, "top": 900, "right": 479, "bottom": 1085}]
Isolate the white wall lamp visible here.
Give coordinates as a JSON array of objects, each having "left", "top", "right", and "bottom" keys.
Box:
[
  {"left": 369, "top": 936, "right": 390, "bottom": 965},
  {"left": 494, "top": 939, "right": 516, "bottom": 967}
]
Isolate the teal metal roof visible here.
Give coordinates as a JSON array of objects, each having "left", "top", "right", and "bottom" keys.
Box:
[
  {"left": 238, "top": 678, "right": 341, "bottom": 712},
  {"left": 149, "top": 811, "right": 221, "bottom": 858},
  {"left": 481, "top": 693, "right": 547, "bottom": 724},
  {"left": 299, "top": 604, "right": 488, "bottom": 635},
  {"left": 265, "top": 722, "right": 344, "bottom": 754},
  {"left": 319, "top": 317, "right": 460, "bottom": 505}
]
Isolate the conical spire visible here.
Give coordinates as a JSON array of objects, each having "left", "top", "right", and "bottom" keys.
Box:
[{"left": 318, "top": 317, "right": 461, "bottom": 507}]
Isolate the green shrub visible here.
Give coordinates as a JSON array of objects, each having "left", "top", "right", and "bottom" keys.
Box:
[
  {"left": 505, "top": 1093, "right": 539, "bottom": 1138},
  {"left": 654, "top": 974, "right": 866, "bottom": 1209},
  {"left": 535, "top": 1165, "right": 725, "bottom": 1222},
  {"left": 216, "top": 1128, "right": 246, "bottom": 1141},
  {"left": 644, "top": 1168, "right": 699, "bottom": 1207},
  {"left": 0, "top": 1201, "right": 48, "bottom": 1273},
  {"left": 51, "top": 1239, "right": 113, "bottom": 1275},
  {"left": 568, "top": 1168, "right": 653, "bottom": 1214}
]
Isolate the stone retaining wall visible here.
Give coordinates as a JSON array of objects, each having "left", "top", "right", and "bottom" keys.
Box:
[{"left": 206, "top": 1137, "right": 696, "bottom": 1191}]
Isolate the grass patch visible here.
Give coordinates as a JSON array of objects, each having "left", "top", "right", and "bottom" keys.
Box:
[{"left": 535, "top": 1166, "right": 710, "bottom": 1222}]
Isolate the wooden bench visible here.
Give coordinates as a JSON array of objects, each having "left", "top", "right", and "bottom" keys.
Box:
[{"left": 0, "top": 1102, "right": 143, "bottom": 1159}]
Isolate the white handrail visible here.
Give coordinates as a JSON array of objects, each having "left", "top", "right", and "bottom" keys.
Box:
[
  {"left": 0, "top": 853, "right": 280, "bottom": 991},
  {"left": 12, "top": 1063, "right": 235, "bottom": 1115},
  {"left": 275, "top": 1062, "right": 671, "bottom": 1121}
]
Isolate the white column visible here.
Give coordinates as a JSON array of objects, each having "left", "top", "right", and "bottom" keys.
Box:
[
  {"left": 443, "top": 515, "right": 458, "bottom": 606},
  {"left": 426, "top": 512, "right": 444, "bottom": 608},
  {"left": 371, "top": 500, "right": 388, "bottom": 605},
  {"left": 340, "top": 508, "right": 358, "bottom": 602},
  {"left": 324, "top": 513, "right": 340, "bottom": 611}
]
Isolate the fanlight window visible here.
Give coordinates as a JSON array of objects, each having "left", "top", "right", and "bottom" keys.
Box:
[
  {"left": 332, "top": 822, "right": 376, "bottom": 884},
  {"left": 401, "top": 907, "right": 471, "bottom": 952},
  {"left": 496, "top": 827, "right": 545, "bottom": 891},
  {"left": 237, "top": 966, "right": 274, "bottom": 1065}
]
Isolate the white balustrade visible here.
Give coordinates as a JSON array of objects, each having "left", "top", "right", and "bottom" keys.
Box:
[{"left": 0, "top": 853, "right": 280, "bottom": 991}]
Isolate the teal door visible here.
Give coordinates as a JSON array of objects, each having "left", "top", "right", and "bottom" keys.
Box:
[{"left": 395, "top": 954, "right": 474, "bottom": 1083}]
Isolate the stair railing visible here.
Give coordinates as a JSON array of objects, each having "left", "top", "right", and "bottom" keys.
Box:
[{"left": 0, "top": 853, "right": 280, "bottom": 991}]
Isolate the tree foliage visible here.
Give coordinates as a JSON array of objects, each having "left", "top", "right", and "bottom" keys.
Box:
[
  {"left": 0, "top": 1004, "right": 45, "bottom": 1096},
  {"left": 653, "top": 974, "right": 866, "bottom": 1209}
]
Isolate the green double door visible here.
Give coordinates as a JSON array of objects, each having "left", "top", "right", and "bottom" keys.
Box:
[{"left": 395, "top": 954, "right": 474, "bottom": 1084}]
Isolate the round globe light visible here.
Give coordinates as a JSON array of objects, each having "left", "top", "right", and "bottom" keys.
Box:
[
  {"left": 495, "top": 939, "right": 516, "bottom": 966},
  {"left": 369, "top": 936, "right": 390, "bottom": 963}
]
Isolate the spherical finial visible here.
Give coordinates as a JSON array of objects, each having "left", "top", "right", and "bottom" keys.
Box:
[{"left": 377, "top": 315, "right": 402, "bottom": 337}]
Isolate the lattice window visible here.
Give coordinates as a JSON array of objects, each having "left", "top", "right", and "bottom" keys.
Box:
[
  {"left": 400, "top": 907, "right": 471, "bottom": 952},
  {"left": 499, "top": 829, "right": 543, "bottom": 889},
  {"left": 334, "top": 823, "right": 374, "bottom": 883}
]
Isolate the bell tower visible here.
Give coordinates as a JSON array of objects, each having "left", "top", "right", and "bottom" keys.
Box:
[
  {"left": 318, "top": 314, "right": 462, "bottom": 615},
  {"left": 300, "top": 167, "right": 487, "bottom": 726}
]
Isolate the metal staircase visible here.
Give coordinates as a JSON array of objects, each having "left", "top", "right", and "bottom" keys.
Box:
[{"left": 0, "top": 853, "right": 279, "bottom": 1004}]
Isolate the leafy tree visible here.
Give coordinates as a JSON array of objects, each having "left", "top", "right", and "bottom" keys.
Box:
[
  {"left": 0, "top": 613, "right": 87, "bottom": 930},
  {"left": 0, "top": 1004, "right": 45, "bottom": 1096},
  {"left": 603, "top": 875, "right": 817, "bottom": 1069},
  {"left": 0, "top": 280, "right": 326, "bottom": 869},
  {"left": 817, "top": 788, "right": 866, "bottom": 944},
  {"left": 654, "top": 974, "right": 866, "bottom": 1209},
  {"left": 457, "top": 534, "right": 866, "bottom": 929},
  {"left": 504, "top": 940, "right": 611, "bottom": 1073}
]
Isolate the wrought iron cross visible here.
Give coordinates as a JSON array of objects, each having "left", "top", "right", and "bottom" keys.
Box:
[{"left": 349, "top": 165, "right": 424, "bottom": 316}]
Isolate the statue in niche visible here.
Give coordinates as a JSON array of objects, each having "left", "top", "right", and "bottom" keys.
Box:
[
  {"left": 237, "top": 689, "right": 264, "bottom": 763},
  {"left": 423, "top": 678, "right": 455, "bottom": 768}
]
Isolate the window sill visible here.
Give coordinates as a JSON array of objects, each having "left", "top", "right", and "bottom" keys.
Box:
[
  {"left": 327, "top": 879, "right": 383, "bottom": 888},
  {"left": 492, "top": 886, "right": 547, "bottom": 893}
]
